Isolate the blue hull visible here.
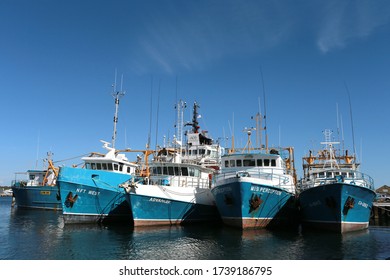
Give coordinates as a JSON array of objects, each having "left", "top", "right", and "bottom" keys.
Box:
[
  {"left": 299, "top": 183, "right": 376, "bottom": 233},
  {"left": 127, "top": 194, "right": 220, "bottom": 226},
  {"left": 57, "top": 166, "right": 133, "bottom": 224},
  {"left": 212, "top": 180, "right": 297, "bottom": 229},
  {"left": 11, "top": 185, "right": 61, "bottom": 210}
]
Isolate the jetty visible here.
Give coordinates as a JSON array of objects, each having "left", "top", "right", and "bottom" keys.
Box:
[{"left": 371, "top": 202, "right": 390, "bottom": 219}]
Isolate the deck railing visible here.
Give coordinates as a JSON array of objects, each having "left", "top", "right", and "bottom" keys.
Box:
[
  {"left": 300, "top": 169, "right": 374, "bottom": 191},
  {"left": 148, "top": 175, "right": 212, "bottom": 189},
  {"left": 215, "top": 168, "right": 293, "bottom": 188}
]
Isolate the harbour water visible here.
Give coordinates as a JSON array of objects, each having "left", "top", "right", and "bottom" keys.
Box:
[{"left": 1, "top": 196, "right": 389, "bottom": 260}]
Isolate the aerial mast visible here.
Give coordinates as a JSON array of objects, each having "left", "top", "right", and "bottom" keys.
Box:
[
  {"left": 260, "top": 67, "right": 268, "bottom": 152},
  {"left": 251, "top": 97, "right": 263, "bottom": 149},
  {"left": 111, "top": 70, "right": 125, "bottom": 149},
  {"left": 174, "top": 99, "right": 186, "bottom": 146}
]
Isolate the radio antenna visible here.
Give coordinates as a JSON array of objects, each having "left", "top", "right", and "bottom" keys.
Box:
[
  {"left": 111, "top": 70, "right": 125, "bottom": 149},
  {"left": 147, "top": 76, "right": 153, "bottom": 149},
  {"left": 260, "top": 67, "right": 268, "bottom": 151},
  {"left": 155, "top": 79, "right": 161, "bottom": 151},
  {"left": 344, "top": 82, "right": 356, "bottom": 163}
]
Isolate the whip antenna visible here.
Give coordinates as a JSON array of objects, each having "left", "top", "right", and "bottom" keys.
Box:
[
  {"left": 260, "top": 67, "right": 268, "bottom": 151},
  {"left": 344, "top": 81, "right": 356, "bottom": 163}
]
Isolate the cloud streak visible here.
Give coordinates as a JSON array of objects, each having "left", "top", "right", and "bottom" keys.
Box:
[
  {"left": 128, "top": 0, "right": 390, "bottom": 74},
  {"left": 316, "top": 0, "right": 390, "bottom": 53},
  {"left": 131, "top": 0, "right": 293, "bottom": 74}
]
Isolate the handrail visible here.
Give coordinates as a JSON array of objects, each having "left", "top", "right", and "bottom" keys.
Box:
[
  {"left": 300, "top": 168, "right": 374, "bottom": 190},
  {"left": 216, "top": 168, "right": 293, "bottom": 188},
  {"left": 141, "top": 174, "right": 212, "bottom": 189}
]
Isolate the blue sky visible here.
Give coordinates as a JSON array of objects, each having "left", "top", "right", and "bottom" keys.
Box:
[{"left": 1, "top": 0, "right": 389, "bottom": 188}]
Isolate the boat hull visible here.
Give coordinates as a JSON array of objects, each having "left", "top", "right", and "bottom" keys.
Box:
[
  {"left": 126, "top": 184, "right": 220, "bottom": 226},
  {"left": 11, "top": 185, "right": 62, "bottom": 210},
  {"left": 211, "top": 178, "right": 297, "bottom": 229},
  {"left": 299, "top": 183, "right": 376, "bottom": 233},
  {"left": 57, "top": 166, "right": 133, "bottom": 224}
]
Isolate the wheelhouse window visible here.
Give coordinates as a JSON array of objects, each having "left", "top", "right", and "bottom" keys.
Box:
[
  {"left": 174, "top": 166, "right": 180, "bottom": 176},
  {"left": 271, "top": 159, "right": 276, "bottom": 167},
  {"left": 243, "top": 159, "right": 255, "bottom": 167},
  {"left": 194, "top": 168, "right": 200, "bottom": 177},
  {"left": 225, "top": 160, "right": 229, "bottom": 168},
  {"left": 257, "top": 159, "right": 263, "bottom": 166},
  {"left": 237, "top": 160, "right": 242, "bottom": 167},
  {"left": 230, "top": 160, "right": 235, "bottom": 167},
  {"left": 264, "top": 159, "right": 270, "bottom": 166},
  {"left": 181, "top": 167, "right": 188, "bottom": 176}
]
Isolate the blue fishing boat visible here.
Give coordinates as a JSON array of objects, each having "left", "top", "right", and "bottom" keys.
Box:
[
  {"left": 57, "top": 140, "right": 138, "bottom": 224},
  {"left": 122, "top": 100, "right": 221, "bottom": 226},
  {"left": 11, "top": 155, "right": 61, "bottom": 210},
  {"left": 298, "top": 129, "right": 376, "bottom": 233},
  {"left": 122, "top": 149, "right": 219, "bottom": 226},
  {"left": 211, "top": 127, "right": 298, "bottom": 229},
  {"left": 57, "top": 78, "right": 138, "bottom": 224}
]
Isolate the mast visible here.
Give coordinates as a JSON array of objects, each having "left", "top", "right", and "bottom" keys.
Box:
[
  {"left": 251, "top": 98, "right": 263, "bottom": 149},
  {"left": 321, "top": 129, "right": 339, "bottom": 169},
  {"left": 260, "top": 67, "right": 268, "bottom": 152},
  {"left": 345, "top": 82, "right": 357, "bottom": 165},
  {"left": 111, "top": 71, "right": 125, "bottom": 149},
  {"left": 174, "top": 99, "right": 186, "bottom": 146},
  {"left": 243, "top": 127, "right": 255, "bottom": 153},
  {"left": 190, "top": 102, "right": 200, "bottom": 133},
  {"left": 147, "top": 76, "right": 153, "bottom": 149}
]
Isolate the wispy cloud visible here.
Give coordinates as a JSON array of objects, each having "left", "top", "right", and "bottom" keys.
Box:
[
  {"left": 128, "top": 0, "right": 390, "bottom": 74},
  {"left": 131, "top": 0, "right": 293, "bottom": 74},
  {"left": 316, "top": 0, "right": 390, "bottom": 53}
]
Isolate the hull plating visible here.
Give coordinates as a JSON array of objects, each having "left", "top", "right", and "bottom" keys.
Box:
[
  {"left": 299, "top": 183, "right": 376, "bottom": 233},
  {"left": 212, "top": 179, "right": 297, "bottom": 229},
  {"left": 58, "top": 166, "right": 132, "bottom": 224},
  {"left": 11, "top": 186, "right": 62, "bottom": 210},
  {"left": 127, "top": 184, "right": 220, "bottom": 227}
]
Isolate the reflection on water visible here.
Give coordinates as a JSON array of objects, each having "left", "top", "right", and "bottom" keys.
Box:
[{"left": 1, "top": 197, "right": 389, "bottom": 260}]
